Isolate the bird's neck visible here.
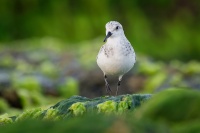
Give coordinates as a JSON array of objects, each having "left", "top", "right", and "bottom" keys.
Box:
[{"left": 106, "top": 34, "right": 126, "bottom": 45}]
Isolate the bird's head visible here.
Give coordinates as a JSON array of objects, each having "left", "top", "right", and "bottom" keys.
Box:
[{"left": 103, "top": 21, "right": 124, "bottom": 42}]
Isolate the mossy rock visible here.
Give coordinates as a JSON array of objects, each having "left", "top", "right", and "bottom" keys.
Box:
[
  {"left": 50, "top": 94, "right": 151, "bottom": 117},
  {"left": 0, "top": 94, "right": 151, "bottom": 123}
]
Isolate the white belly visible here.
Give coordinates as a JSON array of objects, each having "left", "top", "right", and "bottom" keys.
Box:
[{"left": 97, "top": 50, "right": 135, "bottom": 76}]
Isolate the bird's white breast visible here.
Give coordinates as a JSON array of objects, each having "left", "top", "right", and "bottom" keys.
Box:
[{"left": 97, "top": 38, "right": 136, "bottom": 76}]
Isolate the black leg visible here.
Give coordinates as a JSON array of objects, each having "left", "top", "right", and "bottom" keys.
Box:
[
  {"left": 104, "top": 75, "right": 112, "bottom": 95},
  {"left": 116, "top": 80, "right": 121, "bottom": 96},
  {"left": 116, "top": 75, "right": 123, "bottom": 96}
]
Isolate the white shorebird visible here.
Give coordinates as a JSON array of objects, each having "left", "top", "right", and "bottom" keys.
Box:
[{"left": 97, "top": 21, "right": 136, "bottom": 95}]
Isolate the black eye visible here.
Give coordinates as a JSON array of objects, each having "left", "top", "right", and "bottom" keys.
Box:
[{"left": 116, "top": 26, "right": 119, "bottom": 30}]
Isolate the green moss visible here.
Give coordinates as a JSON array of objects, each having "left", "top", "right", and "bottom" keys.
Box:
[
  {"left": 0, "top": 94, "right": 151, "bottom": 124},
  {"left": 17, "top": 89, "right": 34, "bottom": 108},
  {"left": 0, "top": 114, "right": 13, "bottom": 125},
  {"left": 43, "top": 108, "right": 61, "bottom": 120},
  {"left": 50, "top": 94, "right": 151, "bottom": 117},
  {"left": 16, "top": 88, "right": 46, "bottom": 109},
  {"left": 181, "top": 61, "right": 200, "bottom": 75},
  {"left": 144, "top": 72, "right": 167, "bottom": 93},
  {"left": 15, "top": 108, "right": 43, "bottom": 122},
  {"left": 15, "top": 60, "right": 33, "bottom": 72},
  {"left": 17, "top": 89, "right": 31, "bottom": 108},
  {"left": 97, "top": 100, "right": 117, "bottom": 114},
  {"left": 117, "top": 96, "right": 132, "bottom": 114},
  {"left": 68, "top": 102, "right": 86, "bottom": 116},
  {"left": 138, "top": 59, "right": 164, "bottom": 75},
  {"left": 0, "top": 55, "right": 15, "bottom": 68},
  {"left": 0, "top": 98, "right": 9, "bottom": 113},
  {"left": 58, "top": 77, "right": 79, "bottom": 98},
  {"left": 39, "top": 61, "right": 58, "bottom": 78},
  {"left": 13, "top": 76, "right": 41, "bottom": 92}
]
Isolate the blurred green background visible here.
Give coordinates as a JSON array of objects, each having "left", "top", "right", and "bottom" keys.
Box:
[
  {"left": 0, "top": 0, "right": 200, "bottom": 116},
  {"left": 1, "top": 0, "right": 200, "bottom": 60}
]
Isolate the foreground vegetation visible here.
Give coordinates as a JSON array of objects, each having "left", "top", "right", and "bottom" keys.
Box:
[{"left": 0, "top": 89, "right": 200, "bottom": 133}]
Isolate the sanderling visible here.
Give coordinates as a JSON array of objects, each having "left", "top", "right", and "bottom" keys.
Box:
[{"left": 97, "top": 21, "right": 136, "bottom": 95}]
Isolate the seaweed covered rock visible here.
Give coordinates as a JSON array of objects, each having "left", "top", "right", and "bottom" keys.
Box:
[
  {"left": 0, "top": 94, "right": 151, "bottom": 123},
  {"left": 51, "top": 94, "right": 151, "bottom": 117}
]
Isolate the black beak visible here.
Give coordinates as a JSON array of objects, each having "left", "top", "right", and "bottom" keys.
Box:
[{"left": 103, "top": 31, "right": 112, "bottom": 42}]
